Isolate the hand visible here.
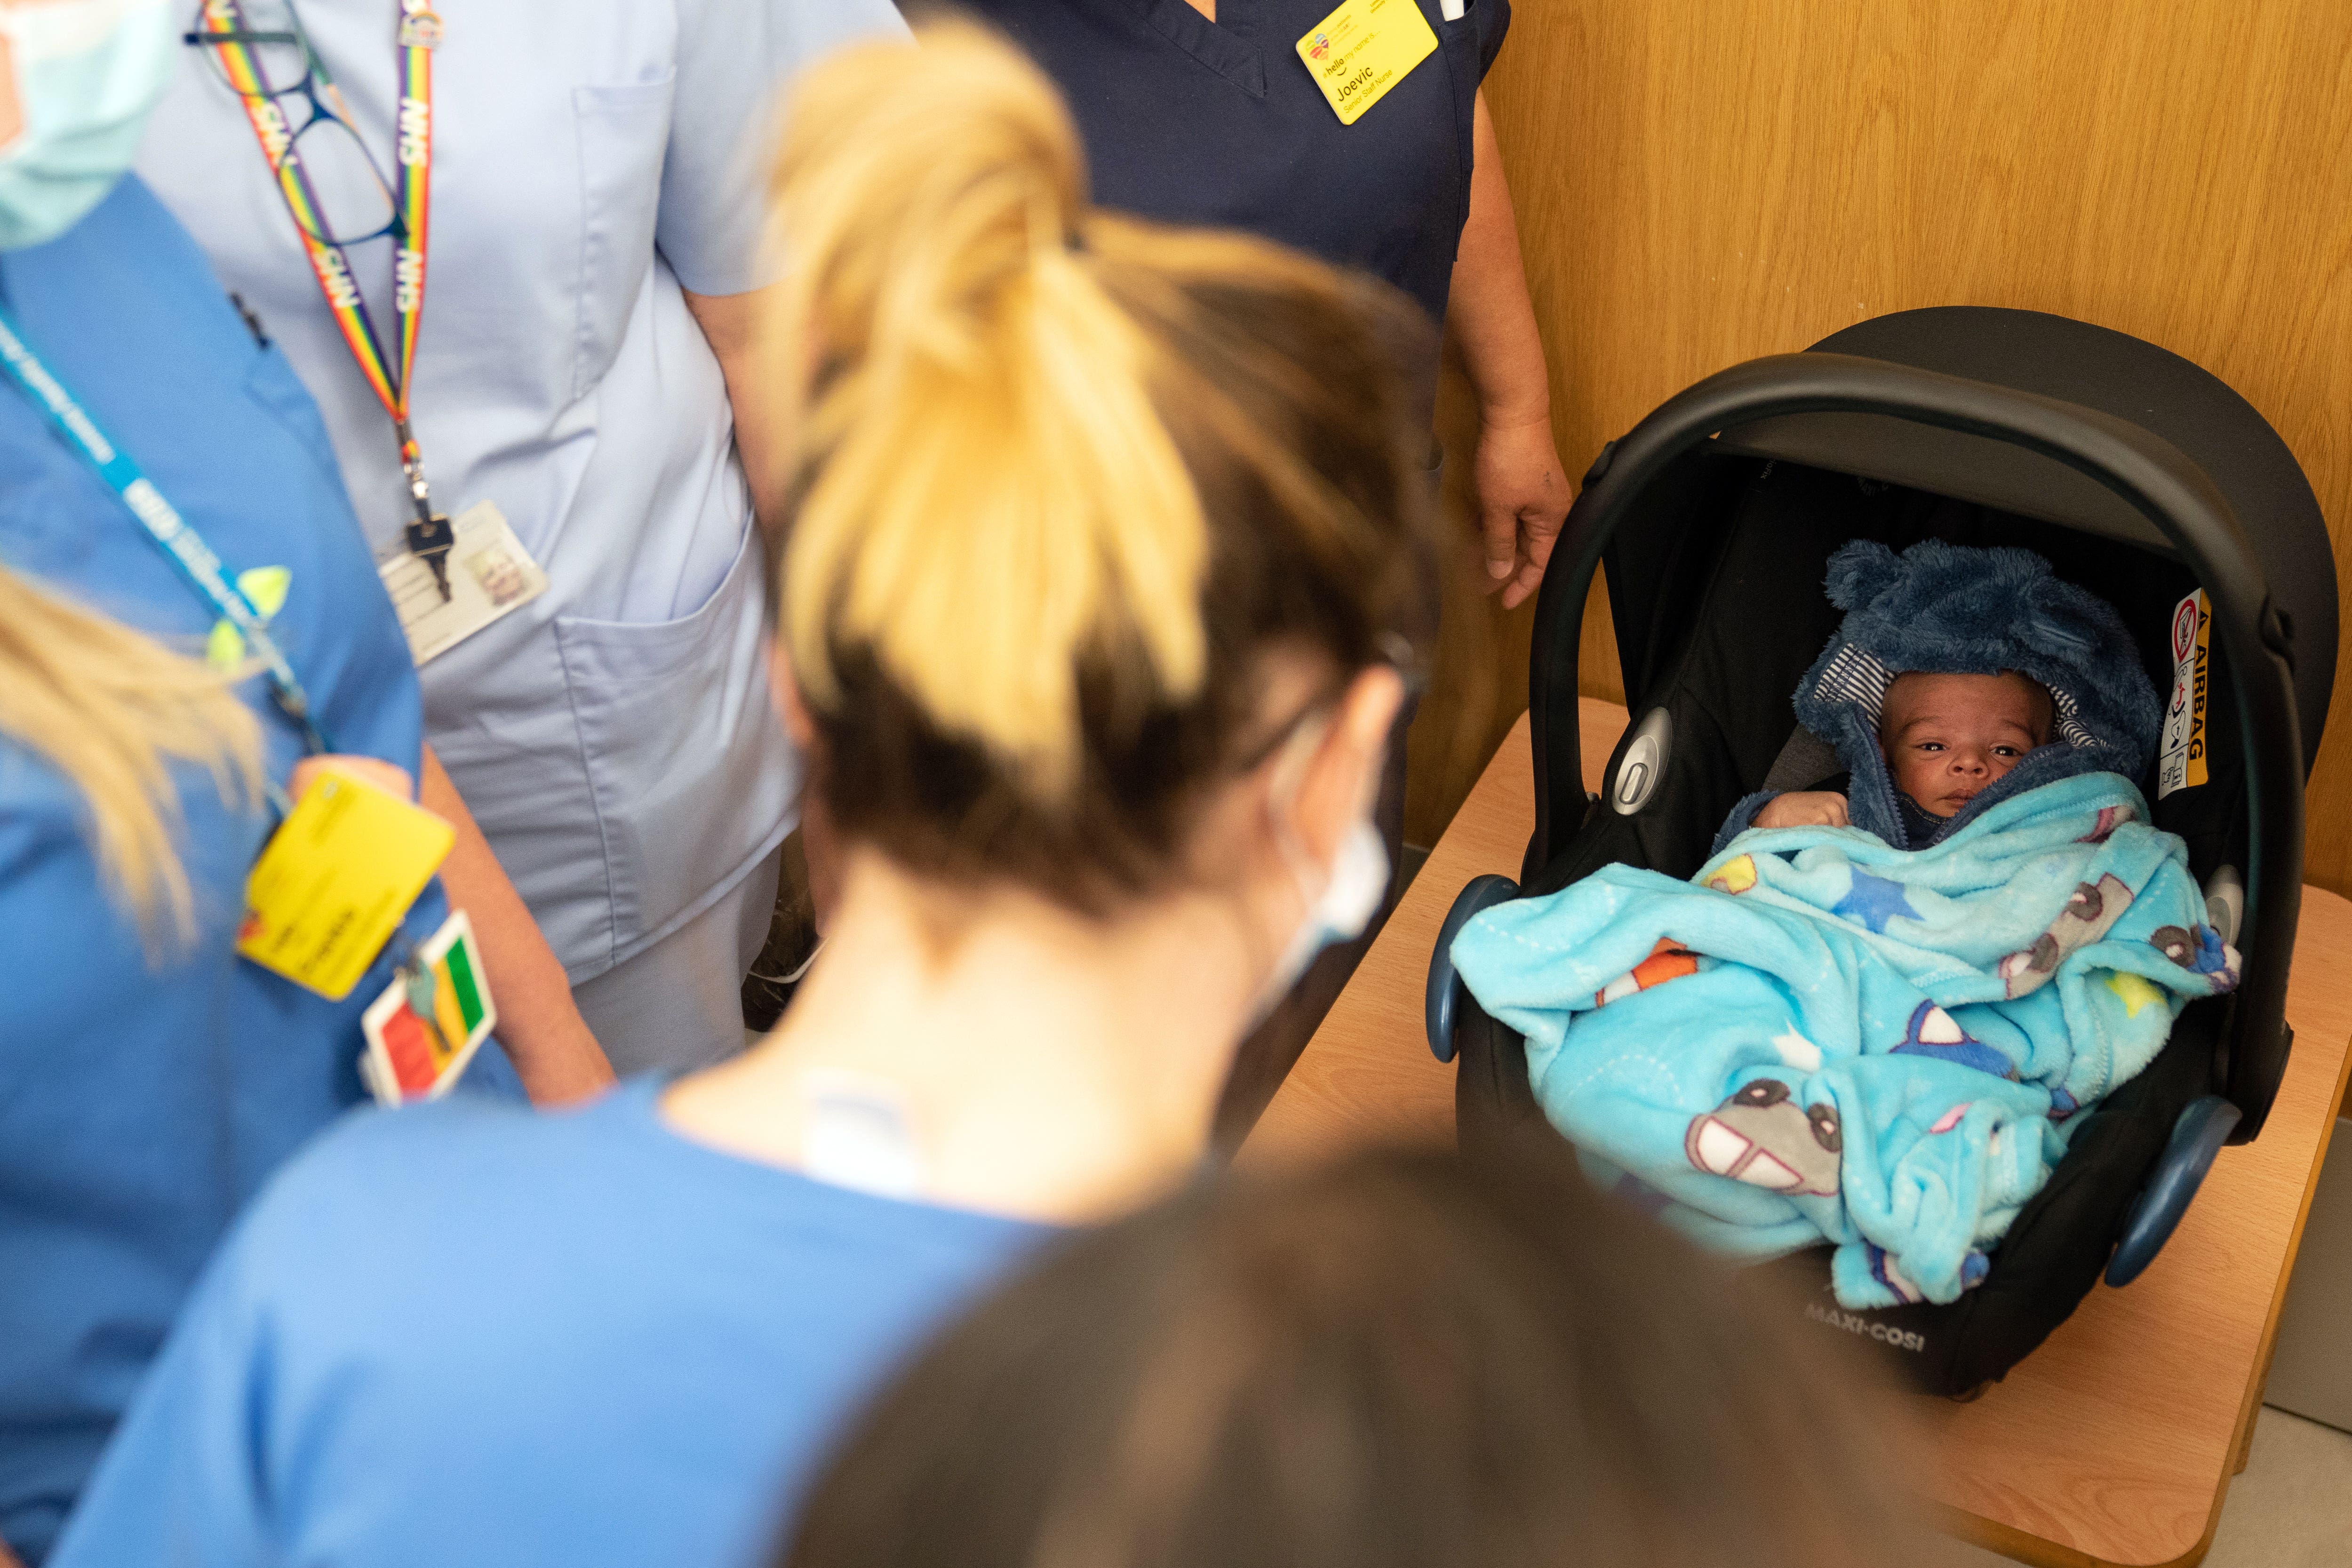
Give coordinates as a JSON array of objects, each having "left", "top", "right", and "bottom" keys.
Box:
[
  {"left": 289, "top": 754, "right": 416, "bottom": 804},
  {"left": 506, "top": 1030, "right": 617, "bottom": 1106},
  {"left": 417, "top": 746, "right": 618, "bottom": 1108},
  {"left": 1472, "top": 411, "right": 1571, "bottom": 611},
  {"left": 1754, "top": 791, "right": 1850, "bottom": 830}
]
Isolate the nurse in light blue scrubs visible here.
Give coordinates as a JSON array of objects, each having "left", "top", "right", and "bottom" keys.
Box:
[
  {"left": 52, "top": 24, "right": 1427, "bottom": 1568},
  {"left": 136, "top": 0, "right": 909, "bottom": 1073},
  {"left": 0, "top": 2, "right": 589, "bottom": 1560}
]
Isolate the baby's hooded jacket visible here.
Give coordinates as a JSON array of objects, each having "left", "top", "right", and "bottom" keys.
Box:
[{"left": 1714, "top": 539, "right": 2163, "bottom": 854}]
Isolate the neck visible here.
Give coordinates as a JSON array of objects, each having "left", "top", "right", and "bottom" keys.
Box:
[{"left": 662, "top": 849, "right": 1263, "bottom": 1225}]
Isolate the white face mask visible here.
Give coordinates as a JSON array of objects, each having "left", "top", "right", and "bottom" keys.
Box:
[
  {"left": 0, "top": 0, "right": 176, "bottom": 251},
  {"left": 1248, "top": 719, "right": 1390, "bottom": 1024}
]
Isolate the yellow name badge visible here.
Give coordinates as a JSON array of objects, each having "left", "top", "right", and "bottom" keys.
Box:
[
  {"left": 1297, "top": 0, "right": 1439, "bottom": 126},
  {"left": 238, "top": 768, "right": 455, "bottom": 1001}
]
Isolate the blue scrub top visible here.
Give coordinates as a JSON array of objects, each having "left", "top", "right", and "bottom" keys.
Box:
[
  {"left": 51, "top": 1081, "right": 1052, "bottom": 1568},
  {"left": 0, "top": 179, "right": 519, "bottom": 1567},
  {"left": 965, "top": 0, "right": 1511, "bottom": 334},
  {"left": 136, "top": 0, "right": 906, "bottom": 988}
]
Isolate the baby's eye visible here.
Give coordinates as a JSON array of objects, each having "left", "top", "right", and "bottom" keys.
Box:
[
  {"left": 1994, "top": 746, "right": 2021, "bottom": 758},
  {"left": 1915, "top": 741, "right": 1945, "bottom": 753}
]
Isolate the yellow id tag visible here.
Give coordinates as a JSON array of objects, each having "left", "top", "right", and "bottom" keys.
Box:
[
  {"left": 238, "top": 767, "right": 455, "bottom": 1000},
  {"left": 1297, "top": 0, "right": 1438, "bottom": 126}
]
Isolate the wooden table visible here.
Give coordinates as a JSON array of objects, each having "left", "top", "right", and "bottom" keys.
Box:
[{"left": 1240, "top": 700, "right": 2352, "bottom": 1568}]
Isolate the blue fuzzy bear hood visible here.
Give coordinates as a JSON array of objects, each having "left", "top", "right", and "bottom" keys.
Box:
[{"left": 1791, "top": 540, "right": 2162, "bottom": 847}]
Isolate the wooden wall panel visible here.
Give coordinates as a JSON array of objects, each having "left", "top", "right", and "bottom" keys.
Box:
[{"left": 1407, "top": 0, "right": 2352, "bottom": 900}]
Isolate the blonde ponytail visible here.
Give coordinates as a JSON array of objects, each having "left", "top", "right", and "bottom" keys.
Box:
[
  {"left": 0, "top": 565, "right": 264, "bottom": 953},
  {"left": 758, "top": 19, "right": 1431, "bottom": 906},
  {"left": 769, "top": 20, "right": 1208, "bottom": 797}
]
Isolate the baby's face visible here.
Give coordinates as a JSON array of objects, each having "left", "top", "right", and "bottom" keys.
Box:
[{"left": 1880, "top": 671, "right": 2052, "bottom": 818}]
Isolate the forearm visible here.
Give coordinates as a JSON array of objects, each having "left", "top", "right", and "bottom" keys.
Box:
[
  {"left": 420, "top": 746, "right": 614, "bottom": 1105},
  {"left": 1447, "top": 90, "right": 1551, "bottom": 429},
  {"left": 682, "top": 286, "right": 785, "bottom": 536}
]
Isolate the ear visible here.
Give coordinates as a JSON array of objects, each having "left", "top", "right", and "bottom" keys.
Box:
[
  {"left": 1823, "top": 540, "right": 1902, "bottom": 613},
  {"left": 1279, "top": 665, "right": 1406, "bottom": 870},
  {"left": 767, "top": 637, "right": 818, "bottom": 751}
]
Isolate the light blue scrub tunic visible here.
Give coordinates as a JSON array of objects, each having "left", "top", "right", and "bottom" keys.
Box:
[
  {"left": 51, "top": 1081, "right": 1052, "bottom": 1568},
  {"left": 136, "top": 1, "right": 907, "bottom": 1069},
  {"left": 0, "top": 178, "right": 520, "bottom": 1567}
]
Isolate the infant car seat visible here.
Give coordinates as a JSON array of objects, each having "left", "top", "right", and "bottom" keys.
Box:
[{"left": 1425, "top": 307, "right": 2337, "bottom": 1395}]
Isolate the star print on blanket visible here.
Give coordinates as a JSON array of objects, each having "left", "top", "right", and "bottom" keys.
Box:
[
  {"left": 1450, "top": 770, "right": 2237, "bottom": 1311},
  {"left": 1832, "top": 869, "right": 1918, "bottom": 933}
]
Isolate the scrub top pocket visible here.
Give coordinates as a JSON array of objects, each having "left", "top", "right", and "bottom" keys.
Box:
[
  {"left": 553, "top": 517, "right": 796, "bottom": 979},
  {"left": 571, "top": 72, "right": 678, "bottom": 401}
]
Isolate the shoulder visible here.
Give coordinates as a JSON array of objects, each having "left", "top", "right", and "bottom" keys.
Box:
[
  {"left": 68, "top": 176, "right": 223, "bottom": 271},
  {"left": 252, "top": 1090, "right": 597, "bottom": 1231},
  {"left": 44, "top": 179, "right": 254, "bottom": 351},
  {"left": 231, "top": 1084, "right": 1029, "bottom": 1286},
  {"left": 1476, "top": 0, "right": 1512, "bottom": 59},
  {"left": 214, "top": 1094, "right": 603, "bottom": 1297},
  {"left": 670, "top": 0, "right": 905, "bottom": 62},
  {"left": 223, "top": 1082, "right": 1054, "bottom": 1336}
]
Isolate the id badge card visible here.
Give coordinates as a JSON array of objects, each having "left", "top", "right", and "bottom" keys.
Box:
[
  {"left": 360, "top": 911, "right": 498, "bottom": 1105},
  {"left": 1297, "top": 0, "right": 1439, "bottom": 125},
  {"left": 380, "top": 499, "right": 550, "bottom": 666},
  {"left": 238, "top": 766, "right": 454, "bottom": 999}
]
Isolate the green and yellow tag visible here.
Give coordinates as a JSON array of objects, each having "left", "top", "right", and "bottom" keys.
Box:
[{"left": 359, "top": 911, "right": 499, "bottom": 1104}]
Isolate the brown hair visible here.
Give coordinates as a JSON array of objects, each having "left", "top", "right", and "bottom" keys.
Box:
[
  {"left": 783, "top": 1144, "right": 1908, "bottom": 1568},
  {"left": 0, "top": 564, "right": 263, "bottom": 953},
  {"left": 759, "top": 20, "right": 1432, "bottom": 909}
]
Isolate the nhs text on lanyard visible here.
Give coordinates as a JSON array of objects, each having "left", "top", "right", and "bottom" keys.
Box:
[
  {"left": 197, "top": 0, "right": 456, "bottom": 598},
  {"left": 0, "top": 306, "right": 328, "bottom": 755}
]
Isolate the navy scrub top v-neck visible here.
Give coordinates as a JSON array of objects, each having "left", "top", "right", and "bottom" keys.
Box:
[{"left": 965, "top": 0, "right": 1511, "bottom": 331}]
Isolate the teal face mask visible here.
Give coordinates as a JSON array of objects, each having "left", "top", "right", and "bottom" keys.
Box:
[{"left": 0, "top": 0, "right": 176, "bottom": 250}]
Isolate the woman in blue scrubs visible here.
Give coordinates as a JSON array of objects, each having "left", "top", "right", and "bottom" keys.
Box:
[
  {"left": 0, "top": 3, "right": 599, "bottom": 1560},
  {"left": 951, "top": 0, "right": 1564, "bottom": 1135},
  {"left": 54, "top": 24, "right": 1433, "bottom": 1568},
  {"left": 135, "top": 0, "right": 908, "bottom": 1074}
]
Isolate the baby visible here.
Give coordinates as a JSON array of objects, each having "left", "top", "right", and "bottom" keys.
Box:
[{"left": 1755, "top": 669, "right": 2053, "bottom": 839}]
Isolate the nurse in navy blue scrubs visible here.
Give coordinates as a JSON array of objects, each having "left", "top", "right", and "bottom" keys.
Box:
[
  {"left": 958, "top": 0, "right": 1562, "bottom": 597},
  {"left": 0, "top": 2, "right": 603, "bottom": 1560},
  {"left": 952, "top": 0, "right": 1564, "bottom": 1131}
]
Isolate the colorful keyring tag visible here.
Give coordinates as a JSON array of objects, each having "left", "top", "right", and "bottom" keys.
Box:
[
  {"left": 360, "top": 911, "right": 497, "bottom": 1105},
  {"left": 237, "top": 764, "right": 454, "bottom": 999}
]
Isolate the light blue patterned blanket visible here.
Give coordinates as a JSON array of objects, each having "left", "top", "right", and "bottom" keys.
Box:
[{"left": 1452, "top": 772, "right": 2238, "bottom": 1309}]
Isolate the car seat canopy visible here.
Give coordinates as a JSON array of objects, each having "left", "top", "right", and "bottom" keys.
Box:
[{"left": 1794, "top": 539, "right": 2165, "bottom": 844}]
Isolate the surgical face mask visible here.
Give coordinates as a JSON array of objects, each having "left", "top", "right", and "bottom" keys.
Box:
[
  {"left": 0, "top": 0, "right": 176, "bottom": 251},
  {"left": 1249, "top": 720, "right": 1391, "bottom": 1024}
]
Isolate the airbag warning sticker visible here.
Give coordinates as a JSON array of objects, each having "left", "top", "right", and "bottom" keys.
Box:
[{"left": 2157, "top": 589, "right": 2209, "bottom": 798}]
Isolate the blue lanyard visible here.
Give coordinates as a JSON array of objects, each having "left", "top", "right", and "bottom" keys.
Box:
[{"left": 0, "top": 303, "right": 330, "bottom": 754}]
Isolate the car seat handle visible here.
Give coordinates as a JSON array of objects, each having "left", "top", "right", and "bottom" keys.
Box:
[
  {"left": 1426, "top": 874, "right": 1521, "bottom": 1063},
  {"left": 2105, "top": 1093, "right": 2243, "bottom": 1287}
]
